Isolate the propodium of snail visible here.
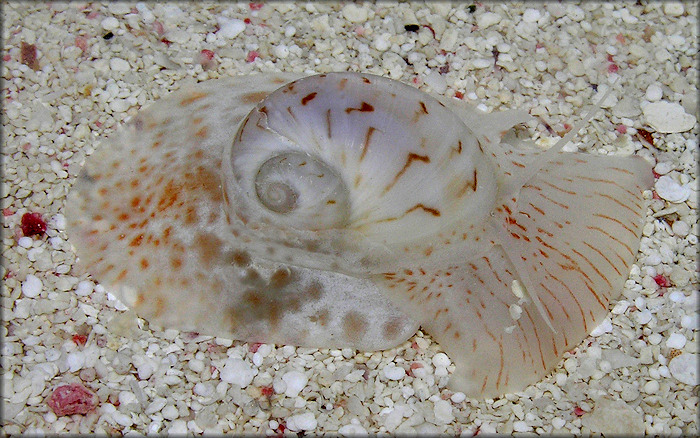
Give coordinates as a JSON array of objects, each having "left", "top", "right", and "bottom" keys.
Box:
[{"left": 66, "top": 72, "right": 652, "bottom": 398}]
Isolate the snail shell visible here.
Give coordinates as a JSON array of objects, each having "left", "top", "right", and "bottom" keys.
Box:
[{"left": 66, "top": 72, "right": 652, "bottom": 398}]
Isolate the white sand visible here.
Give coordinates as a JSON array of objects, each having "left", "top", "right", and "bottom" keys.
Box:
[{"left": 2, "top": 2, "right": 697, "bottom": 435}]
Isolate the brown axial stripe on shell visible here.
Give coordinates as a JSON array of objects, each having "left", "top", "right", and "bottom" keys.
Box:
[
  {"left": 419, "top": 101, "right": 428, "bottom": 114},
  {"left": 359, "top": 127, "right": 376, "bottom": 161},
  {"left": 301, "top": 92, "right": 317, "bottom": 105},
  {"left": 383, "top": 153, "right": 431, "bottom": 194},
  {"left": 406, "top": 203, "right": 441, "bottom": 217},
  {"left": 325, "top": 109, "right": 332, "bottom": 138},
  {"left": 345, "top": 102, "right": 374, "bottom": 113}
]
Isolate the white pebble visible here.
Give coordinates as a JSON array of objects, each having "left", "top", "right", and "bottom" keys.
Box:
[
  {"left": 428, "top": 398, "right": 452, "bottom": 424},
  {"left": 423, "top": 71, "right": 447, "bottom": 94},
  {"left": 671, "top": 220, "right": 690, "bottom": 237},
  {"left": 118, "top": 391, "right": 138, "bottom": 406},
  {"left": 472, "top": 58, "right": 492, "bottom": 69},
  {"left": 168, "top": 420, "right": 187, "bottom": 434},
  {"left": 342, "top": 3, "right": 368, "bottom": 23},
  {"left": 552, "top": 417, "right": 566, "bottom": 429},
  {"left": 18, "top": 237, "right": 33, "bottom": 248},
  {"left": 383, "top": 364, "right": 406, "bottom": 381},
  {"left": 21, "top": 274, "right": 42, "bottom": 298},
  {"left": 655, "top": 175, "right": 691, "bottom": 203},
  {"left": 161, "top": 404, "right": 179, "bottom": 420},
  {"left": 663, "top": 2, "right": 685, "bottom": 16},
  {"left": 666, "top": 333, "right": 686, "bottom": 349},
  {"left": 645, "top": 84, "right": 663, "bottom": 102},
  {"left": 110, "top": 99, "right": 130, "bottom": 113},
  {"left": 101, "top": 16, "right": 120, "bottom": 31},
  {"left": 145, "top": 397, "right": 167, "bottom": 415},
  {"left": 193, "top": 382, "right": 214, "bottom": 397},
  {"left": 281, "top": 370, "right": 308, "bottom": 398},
  {"left": 136, "top": 361, "right": 154, "bottom": 380},
  {"left": 109, "top": 58, "right": 130, "bottom": 72},
  {"left": 668, "top": 354, "right": 697, "bottom": 385},
  {"left": 188, "top": 359, "right": 205, "bottom": 373},
  {"left": 643, "top": 380, "right": 660, "bottom": 394},
  {"left": 286, "top": 412, "right": 317, "bottom": 431},
  {"left": 112, "top": 412, "right": 133, "bottom": 427},
  {"left": 450, "top": 392, "right": 466, "bottom": 403},
  {"left": 612, "top": 300, "right": 630, "bottom": 315},
  {"left": 374, "top": 35, "right": 390, "bottom": 52},
  {"left": 653, "top": 161, "right": 674, "bottom": 175},
  {"left": 648, "top": 333, "right": 662, "bottom": 345},
  {"left": 513, "top": 420, "right": 532, "bottom": 432},
  {"left": 680, "top": 314, "right": 697, "bottom": 329},
  {"left": 339, "top": 423, "right": 368, "bottom": 435},
  {"left": 477, "top": 12, "right": 501, "bottom": 29},
  {"left": 522, "top": 8, "right": 541, "bottom": 23},
  {"left": 273, "top": 44, "right": 289, "bottom": 59},
  {"left": 635, "top": 310, "right": 653, "bottom": 325},
  {"left": 220, "top": 358, "right": 256, "bottom": 388},
  {"left": 643, "top": 101, "right": 697, "bottom": 133},
  {"left": 668, "top": 291, "right": 686, "bottom": 303},
  {"left": 284, "top": 26, "right": 296, "bottom": 38},
  {"left": 432, "top": 353, "right": 450, "bottom": 368},
  {"left": 66, "top": 351, "right": 86, "bottom": 372},
  {"left": 218, "top": 18, "right": 245, "bottom": 39}
]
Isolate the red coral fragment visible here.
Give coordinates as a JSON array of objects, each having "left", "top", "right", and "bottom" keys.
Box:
[
  {"left": 249, "top": 2, "right": 264, "bottom": 10},
  {"left": 47, "top": 383, "right": 98, "bottom": 416},
  {"left": 261, "top": 385, "right": 274, "bottom": 397},
  {"left": 653, "top": 274, "right": 671, "bottom": 288},
  {"left": 20, "top": 212, "right": 47, "bottom": 237},
  {"left": 21, "top": 42, "right": 39, "bottom": 70},
  {"left": 636, "top": 128, "right": 654, "bottom": 146},
  {"left": 246, "top": 50, "right": 260, "bottom": 62},
  {"left": 454, "top": 90, "right": 464, "bottom": 100},
  {"left": 573, "top": 405, "right": 586, "bottom": 416},
  {"left": 72, "top": 334, "right": 88, "bottom": 346},
  {"left": 198, "top": 49, "right": 217, "bottom": 70},
  {"left": 249, "top": 342, "right": 262, "bottom": 353}
]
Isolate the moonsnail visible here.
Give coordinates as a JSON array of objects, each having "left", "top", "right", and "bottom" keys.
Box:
[{"left": 66, "top": 72, "right": 652, "bottom": 398}]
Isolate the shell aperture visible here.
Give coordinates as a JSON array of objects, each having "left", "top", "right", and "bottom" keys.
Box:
[{"left": 65, "top": 72, "right": 652, "bottom": 398}]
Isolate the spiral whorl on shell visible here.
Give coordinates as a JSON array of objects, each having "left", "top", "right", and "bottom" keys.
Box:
[{"left": 223, "top": 72, "right": 498, "bottom": 275}]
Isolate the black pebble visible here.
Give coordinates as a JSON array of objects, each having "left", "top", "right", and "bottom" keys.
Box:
[
  {"left": 103, "top": 32, "right": 114, "bottom": 40},
  {"left": 404, "top": 24, "right": 420, "bottom": 32}
]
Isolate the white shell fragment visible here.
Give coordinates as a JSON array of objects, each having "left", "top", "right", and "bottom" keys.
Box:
[
  {"left": 580, "top": 397, "right": 645, "bottom": 435},
  {"left": 655, "top": 174, "right": 691, "bottom": 203},
  {"left": 66, "top": 72, "right": 653, "bottom": 398},
  {"left": 642, "top": 101, "right": 697, "bottom": 133},
  {"left": 668, "top": 353, "right": 698, "bottom": 386}
]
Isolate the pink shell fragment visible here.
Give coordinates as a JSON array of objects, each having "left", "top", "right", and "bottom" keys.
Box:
[{"left": 47, "top": 383, "right": 98, "bottom": 416}]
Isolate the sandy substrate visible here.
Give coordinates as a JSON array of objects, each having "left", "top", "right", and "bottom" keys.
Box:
[{"left": 2, "top": 2, "right": 697, "bottom": 435}]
